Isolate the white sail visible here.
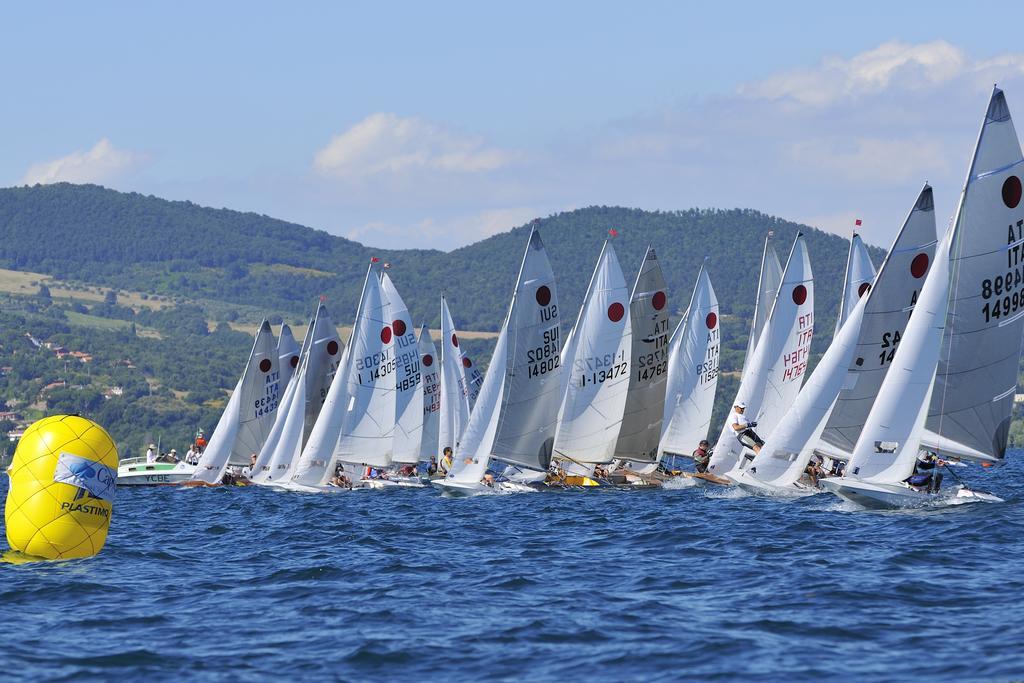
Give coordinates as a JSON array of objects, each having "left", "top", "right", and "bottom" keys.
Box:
[
  {"left": 253, "top": 369, "right": 308, "bottom": 484},
  {"left": 835, "top": 234, "right": 876, "bottom": 336},
  {"left": 491, "top": 228, "right": 562, "bottom": 470},
  {"left": 192, "top": 320, "right": 281, "bottom": 483},
  {"left": 820, "top": 185, "right": 938, "bottom": 454},
  {"left": 253, "top": 303, "right": 342, "bottom": 483},
  {"left": 659, "top": 264, "right": 720, "bottom": 457},
  {"left": 438, "top": 296, "right": 471, "bottom": 454},
  {"left": 553, "top": 240, "right": 632, "bottom": 464},
  {"left": 746, "top": 294, "right": 868, "bottom": 486},
  {"left": 446, "top": 327, "right": 509, "bottom": 484},
  {"left": 447, "top": 228, "right": 563, "bottom": 481},
  {"left": 333, "top": 268, "right": 396, "bottom": 468},
  {"left": 381, "top": 273, "right": 423, "bottom": 465},
  {"left": 708, "top": 234, "right": 814, "bottom": 475},
  {"left": 744, "top": 236, "right": 784, "bottom": 379},
  {"left": 291, "top": 265, "right": 383, "bottom": 486},
  {"left": 613, "top": 247, "right": 670, "bottom": 462},
  {"left": 277, "top": 323, "right": 301, "bottom": 390},
  {"left": 418, "top": 326, "right": 441, "bottom": 461},
  {"left": 924, "top": 87, "right": 1024, "bottom": 463},
  {"left": 845, "top": 232, "right": 952, "bottom": 483}
]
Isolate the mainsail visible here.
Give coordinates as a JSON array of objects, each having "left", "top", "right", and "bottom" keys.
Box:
[
  {"left": 659, "top": 263, "right": 720, "bottom": 457},
  {"left": 744, "top": 236, "right": 783, "bottom": 380},
  {"left": 382, "top": 273, "right": 423, "bottom": 465},
  {"left": 835, "top": 234, "right": 876, "bottom": 336},
  {"left": 418, "top": 325, "right": 441, "bottom": 461},
  {"left": 613, "top": 247, "right": 670, "bottom": 463},
  {"left": 192, "top": 320, "right": 281, "bottom": 483},
  {"left": 924, "top": 87, "right": 1024, "bottom": 463},
  {"left": 438, "top": 295, "right": 471, "bottom": 455},
  {"left": 819, "top": 185, "right": 937, "bottom": 455},
  {"left": 446, "top": 228, "right": 562, "bottom": 483},
  {"left": 708, "top": 234, "right": 814, "bottom": 475},
  {"left": 553, "top": 240, "right": 631, "bottom": 464}
]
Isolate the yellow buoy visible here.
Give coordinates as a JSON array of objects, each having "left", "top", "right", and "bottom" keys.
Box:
[{"left": 4, "top": 415, "right": 118, "bottom": 560}]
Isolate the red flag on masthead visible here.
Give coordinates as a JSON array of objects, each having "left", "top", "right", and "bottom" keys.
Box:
[
  {"left": 370, "top": 256, "right": 380, "bottom": 263},
  {"left": 855, "top": 219, "right": 862, "bottom": 226},
  {"left": 608, "top": 228, "right": 619, "bottom": 238}
]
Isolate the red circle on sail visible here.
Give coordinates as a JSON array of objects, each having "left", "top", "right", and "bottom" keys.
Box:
[
  {"left": 705, "top": 312, "right": 717, "bottom": 329},
  {"left": 652, "top": 291, "right": 667, "bottom": 310},
  {"left": 422, "top": 354, "right": 434, "bottom": 367},
  {"left": 607, "top": 302, "right": 625, "bottom": 322},
  {"left": 259, "top": 359, "right": 272, "bottom": 373},
  {"left": 451, "top": 334, "right": 459, "bottom": 348},
  {"left": 380, "top": 326, "right": 392, "bottom": 343},
  {"left": 289, "top": 355, "right": 299, "bottom": 368},
  {"left": 792, "top": 285, "right": 807, "bottom": 305},
  {"left": 911, "top": 253, "right": 929, "bottom": 278},
  {"left": 393, "top": 319, "right": 407, "bottom": 336},
  {"left": 535, "top": 285, "right": 551, "bottom": 306},
  {"left": 858, "top": 282, "right": 871, "bottom": 297},
  {"left": 1003, "top": 175, "right": 1022, "bottom": 208},
  {"left": 327, "top": 340, "right": 339, "bottom": 356},
  {"left": 463, "top": 357, "right": 472, "bottom": 368}
]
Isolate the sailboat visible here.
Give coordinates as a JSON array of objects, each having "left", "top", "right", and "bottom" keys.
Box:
[
  {"left": 610, "top": 247, "right": 670, "bottom": 481},
  {"left": 658, "top": 262, "right": 720, "bottom": 464},
  {"left": 705, "top": 234, "right": 814, "bottom": 482},
  {"left": 822, "top": 87, "right": 1021, "bottom": 508},
  {"left": 287, "top": 262, "right": 395, "bottom": 491},
  {"left": 370, "top": 272, "right": 424, "bottom": 487},
  {"left": 250, "top": 302, "right": 342, "bottom": 486},
  {"left": 434, "top": 228, "right": 563, "bottom": 495},
  {"left": 549, "top": 239, "right": 632, "bottom": 485},
  {"left": 438, "top": 295, "right": 471, "bottom": 459},
  {"left": 734, "top": 186, "right": 936, "bottom": 496},
  {"left": 418, "top": 325, "right": 441, "bottom": 467},
  {"left": 188, "top": 320, "right": 282, "bottom": 484}
]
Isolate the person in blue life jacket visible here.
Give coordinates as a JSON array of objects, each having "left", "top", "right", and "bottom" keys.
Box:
[{"left": 905, "top": 451, "right": 944, "bottom": 492}]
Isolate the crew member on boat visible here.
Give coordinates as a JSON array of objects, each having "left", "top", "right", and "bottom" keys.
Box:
[
  {"left": 481, "top": 472, "right": 496, "bottom": 488},
  {"left": 803, "top": 453, "right": 824, "bottom": 488},
  {"left": 439, "top": 447, "right": 454, "bottom": 475},
  {"left": 194, "top": 429, "right": 207, "bottom": 453},
  {"left": 692, "top": 439, "right": 711, "bottom": 473},
  {"left": 906, "top": 451, "right": 944, "bottom": 492},
  {"left": 427, "top": 456, "right": 438, "bottom": 476},
  {"left": 146, "top": 443, "right": 157, "bottom": 463},
  {"left": 728, "top": 402, "right": 763, "bottom": 455}
]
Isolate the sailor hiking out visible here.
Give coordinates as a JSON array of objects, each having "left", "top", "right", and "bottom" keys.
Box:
[{"left": 728, "top": 402, "right": 763, "bottom": 456}]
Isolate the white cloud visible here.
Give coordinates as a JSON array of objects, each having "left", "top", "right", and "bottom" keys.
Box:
[
  {"left": 314, "top": 113, "right": 517, "bottom": 177},
  {"left": 21, "top": 138, "right": 145, "bottom": 185},
  {"left": 786, "top": 136, "right": 949, "bottom": 184},
  {"left": 738, "top": 41, "right": 1024, "bottom": 107}
]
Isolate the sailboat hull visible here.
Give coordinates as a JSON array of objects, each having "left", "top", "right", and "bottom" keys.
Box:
[
  {"left": 820, "top": 477, "right": 940, "bottom": 509},
  {"left": 432, "top": 479, "right": 537, "bottom": 496},
  {"left": 726, "top": 470, "right": 817, "bottom": 497}
]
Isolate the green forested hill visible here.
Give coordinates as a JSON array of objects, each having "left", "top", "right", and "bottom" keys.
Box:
[{"left": 0, "top": 184, "right": 880, "bottom": 350}]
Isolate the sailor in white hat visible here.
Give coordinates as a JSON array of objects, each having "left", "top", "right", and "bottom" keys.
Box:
[{"left": 728, "top": 401, "right": 764, "bottom": 455}]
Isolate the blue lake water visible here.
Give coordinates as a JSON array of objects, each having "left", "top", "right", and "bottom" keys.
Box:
[{"left": 2, "top": 455, "right": 1023, "bottom": 682}]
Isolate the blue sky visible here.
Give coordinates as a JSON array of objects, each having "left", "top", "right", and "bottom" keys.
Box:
[{"left": 3, "top": 2, "right": 1023, "bottom": 249}]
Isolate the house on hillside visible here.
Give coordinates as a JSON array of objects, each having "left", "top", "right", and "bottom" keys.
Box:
[{"left": 69, "top": 351, "right": 92, "bottom": 363}]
